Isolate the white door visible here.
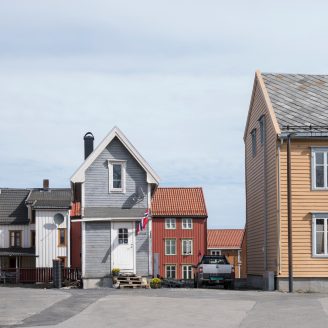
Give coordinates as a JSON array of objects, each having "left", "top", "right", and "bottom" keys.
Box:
[{"left": 112, "top": 222, "right": 135, "bottom": 273}]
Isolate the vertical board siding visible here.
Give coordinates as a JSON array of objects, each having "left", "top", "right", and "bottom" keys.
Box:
[
  {"left": 279, "top": 140, "right": 328, "bottom": 277},
  {"left": 136, "top": 224, "right": 149, "bottom": 276},
  {"left": 0, "top": 224, "right": 32, "bottom": 248},
  {"left": 245, "top": 80, "right": 278, "bottom": 276},
  {"left": 36, "top": 210, "right": 69, "bottom": 268},
  {"left": 152, "top": 218, "right": 207, "bottom": 279},
  {"left": 85, "top": 137, "right": 148, "bottom": 209},
  {"left": 84, "top": 222, "right": 111, "bottom": 278},
  {"left": 70, "top": 220, "right": 81, "bottom": 269}
]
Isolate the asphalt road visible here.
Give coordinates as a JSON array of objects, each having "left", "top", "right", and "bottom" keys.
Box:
[{"left": 1, "top": 287, "right": 328, "bottom": 328}]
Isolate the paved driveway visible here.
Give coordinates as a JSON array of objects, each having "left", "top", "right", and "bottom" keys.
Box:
[{"left": 1, "top": 288, "right": 328, "bottom": 328}]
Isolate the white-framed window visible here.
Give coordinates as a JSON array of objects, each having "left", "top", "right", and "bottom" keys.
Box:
[
  {"left": 182, "top": 265, "right": 193, "bottom": 280},
  {"left": 210, "top": 250, "right": 221, "bottom": 256},
  {"left": 108, "top": 160, "right": 126, "bottom": 193},
  {"left": 312, "top": 215, "right": 328, "bottom": 257},
  {"left": 165, "top": 218, "right": 176, "bottom": 229},
  {"left": 251, "top": 129, "right": 257, "bottom": 157},
  {"left": 311, "top": 148, "right": 328, "bottom": 190},
  {"left": 182, "top": 218, "right": 192, "bottom": 229},
  {"left": 182, "top": 239, "right": 193, "bottom": 255},
  {"left": 166, "top": 265, "right": 176, "bottom": 279},
  {"left": 165, "top": 239, "right": 176, "bottom": 255}
]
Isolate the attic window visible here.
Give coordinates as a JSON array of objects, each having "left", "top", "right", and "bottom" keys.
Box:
[
  {"left": 251, "top": 129, "right": 257, "bottom": 157},
  {"left": 258, "top": 115, "right": 265, "bottom": 145},
  {"left": 108, "top": 160, "right": 126, "bottom": 193}
]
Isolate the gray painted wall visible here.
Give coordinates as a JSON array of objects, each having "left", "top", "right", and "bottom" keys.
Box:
[
  {"left": 84, "top": 222, "right": 111, "bottom": 278},
  {"left": 85, "top": 137, "right": 148, "bottom": 209},
  {"left": 136, "top": 224, "right": 149, "bottom": 276}
]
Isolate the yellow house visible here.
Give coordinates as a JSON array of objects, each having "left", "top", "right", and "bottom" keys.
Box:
[{"left": 244, "top": 71, "right": 328, "bottom": 292}]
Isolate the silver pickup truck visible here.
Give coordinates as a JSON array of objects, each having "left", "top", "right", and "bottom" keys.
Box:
[{"left": 194, "top": 255, "right": 235, "bottom": 289}]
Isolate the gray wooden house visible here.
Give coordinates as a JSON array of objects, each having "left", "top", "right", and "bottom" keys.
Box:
[{"left": 71, "top": 127, "right": 160, "bottom": 288}]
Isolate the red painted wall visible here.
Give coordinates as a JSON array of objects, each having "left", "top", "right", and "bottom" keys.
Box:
[
  {"left": 152, "top": 217, "right": 207, "bottom": 279},
  {"left": 70, "top": 220, "right": 81, "bottom": 269}
]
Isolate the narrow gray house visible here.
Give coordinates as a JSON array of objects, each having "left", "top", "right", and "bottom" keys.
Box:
[{"left": 71, "top": 127, "right": 160, "bottom": 288}]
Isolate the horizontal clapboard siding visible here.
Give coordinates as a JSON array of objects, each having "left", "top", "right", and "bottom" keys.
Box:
[
  {"left": 245, "top": 79, "right": 278, "bottom": 276},
  {"left": 136, "top": 225, "right": 149, "bottom": 275},
  {"left": 85, "top": 137, "right": 148, "bottom": 209},
  {"left": 279, "top": 140, "right": 328, "bottom": 277},
  {"left": 84, "top": 222, "right": 111, "bottom": 278}
]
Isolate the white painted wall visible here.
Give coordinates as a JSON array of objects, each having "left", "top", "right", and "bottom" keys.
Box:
[
  {"left": 0, "top": 224, "right": 34, "bottom": 248},
  {"left": 35, "top": 210, "right": 70, "bottom": 268}
]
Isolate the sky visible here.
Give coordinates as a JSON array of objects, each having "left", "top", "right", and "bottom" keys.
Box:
[{"left": 1, "top": 1, "right": 328, "bottom": 228}]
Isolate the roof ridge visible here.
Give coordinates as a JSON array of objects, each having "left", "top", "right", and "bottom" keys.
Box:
[{"left": 157, "top": 187, "right": 203, "bottom": 189}]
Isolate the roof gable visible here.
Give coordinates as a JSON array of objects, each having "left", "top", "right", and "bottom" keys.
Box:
[
  {"left": 261, "top": 73, "right": 328, "bottom": 130},
  {"left": 243, "top": 70, "right": 281, "bottom": 140},
  {"left": 151, "top": 187, "right": 207, "bottom": 217},
  {"left": 71, "top": 126, "right": 160, "bottom": 185},
  {"left": 207, "top": 229, "right": 244, "bottom": 249}
]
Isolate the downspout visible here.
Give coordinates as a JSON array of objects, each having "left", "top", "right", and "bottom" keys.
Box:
[
  {"left": 287, "top": 134, "right": 293, "bottom": 293},
  {"left": 277, "top": 141, "right": 282, "bottom": 275}
]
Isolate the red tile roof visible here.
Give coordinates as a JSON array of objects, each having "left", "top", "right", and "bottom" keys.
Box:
[
  {"left": 151, "top": 187, "right": 207, "bottom": 217},
  {"left": 207, "top": 229, "right": 244, "bottom": 249}
]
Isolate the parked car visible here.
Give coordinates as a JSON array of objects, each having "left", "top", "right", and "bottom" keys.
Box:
[{"left": 194, "top": 255, "right": 235, "bottom": 289}]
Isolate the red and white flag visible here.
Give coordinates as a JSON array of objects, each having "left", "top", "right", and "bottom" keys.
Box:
[{"left": 136, "top": 209, "right": 150, "bottom": 234}]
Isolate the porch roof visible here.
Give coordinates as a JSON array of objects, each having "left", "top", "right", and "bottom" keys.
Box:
[{"left": 0, "top": 248, "right": 36, "bottom": 257}]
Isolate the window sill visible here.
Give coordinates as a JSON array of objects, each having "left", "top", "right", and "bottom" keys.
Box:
[{"left": 312, "top": 255, "right": 328, "bottom": 258}]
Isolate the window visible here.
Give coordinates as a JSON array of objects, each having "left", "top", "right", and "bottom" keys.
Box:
[
  {"left": 210, "top": 250, "right": 221, "bottom": 256},
  {"left": 108, "top": 160, "right": 126, "bottom": 192},
  {"left": 182, "top": 265, "right": 193, "bottom": 279},
  {"left": 166, "top": 265, "right": 176, "bottom": 279},
  {"left": 312, "top": 149, "right": 328, "bottom": 189},
  {"left": 259, "top": 115, "right": 265, "bottom": 145},
  {"left": 58, "top": 256, "right": 67, "bottom": 267},
  {"left": 58, "top": 228, "right": 67, "bottom": 247},
  {"left": 30, "top": 231, "right": 36, "bottom": 247},
  {"left": 182, "top": 239, "right": 193, "bottom": 255},
  {"left": 165, "top": 239, "right": 176, "bottom": 255},
  {"left": 9, "top": 231, "right": 21, "bottom": 247},
  {"left": 165, "top": 218, "right": 176, "bottom": 229},
  {"left": 251, "top": 129, "right": 257, "bottom": 157},
  {"left": 313, "top": 216, "right": 328, "bottom": 256},
  {"left": 182, "top": 218, "right": 192, "bottom": 229},
  {"left": 118, "top": 228, "right": 129, "bottom": 244}
]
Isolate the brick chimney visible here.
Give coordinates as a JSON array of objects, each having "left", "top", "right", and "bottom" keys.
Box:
[{"left": 43, "top": 179, "right": 49, "bottom": 190}]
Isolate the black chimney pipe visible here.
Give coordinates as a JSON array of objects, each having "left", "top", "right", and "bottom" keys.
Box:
[{"left": 84, "top": 132, "right": 94, "bottom": 159}]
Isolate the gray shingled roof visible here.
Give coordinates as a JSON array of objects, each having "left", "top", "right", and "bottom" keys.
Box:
[
  {"left": 26, "top": 189, "right": 72, "bottom": 209},
  {"left": 262, "top": 73, "right": 328, "bottom": 130},
  {"left": 0, "top": 189, "right": 30, "bottom": 225},
  {"left": 84, "top": 207, "right": 147, "bottom": 218},
  {"left": 0, "top": 248, "right": 36, "bottom": 256}
]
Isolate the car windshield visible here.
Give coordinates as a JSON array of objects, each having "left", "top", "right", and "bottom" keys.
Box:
[{"left": 201, "top": 256, "right": 228, "bottom": 264}]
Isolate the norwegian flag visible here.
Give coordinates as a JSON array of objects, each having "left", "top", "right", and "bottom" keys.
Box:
[{"left": 136, "top": 209, "right": 150, "bottom": 234}]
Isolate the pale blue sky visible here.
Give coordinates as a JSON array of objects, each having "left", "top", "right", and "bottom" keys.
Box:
[{"left": 1, "top": 1, "right": 328, "bottom": 228}]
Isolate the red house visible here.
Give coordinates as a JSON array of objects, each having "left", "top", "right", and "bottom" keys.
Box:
[{"left": 151, "top": 187, "right": 208, "bottom": 280}]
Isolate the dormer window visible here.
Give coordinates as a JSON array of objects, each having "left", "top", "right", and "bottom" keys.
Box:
[
  {"left": 251, "top": 129, "right": 257, "bottom": 157},
  {"left": 108, "top": 160, "right": 126, "bottom": 193}
]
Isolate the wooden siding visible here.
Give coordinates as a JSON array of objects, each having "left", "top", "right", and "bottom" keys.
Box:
[
  {"left": 136, "top": 223, "right": 150, "bottom": 276},
  {"left": 84, "top": 222, "right": 111, "bottom": 278},
  {"left": 152, "top": 218, "right": 207, "bottom": 279},
  {"left": 0, "top": 224, "right": 34, "bottom": 248},
  {"left": 245, "top": 79, "right": 278, "bottom": 276},
  {"left": 279, "top": 140, "right": 328, "bottom": 277},
  {"left": 84, "top": 137, "right": 148, "bottom": 209},
  {"left": 35, "top": 210, "right": 69, "bottom": 268},
  {"left": 70, "top": 220, "right": 81, "bottom": 269}
]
